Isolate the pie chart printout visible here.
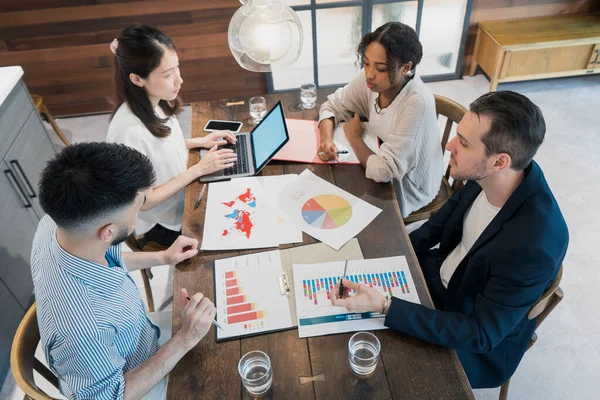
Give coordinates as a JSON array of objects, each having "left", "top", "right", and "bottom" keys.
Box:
[{"left": 301, "top": 195, "right": 353, "bottom": 229}]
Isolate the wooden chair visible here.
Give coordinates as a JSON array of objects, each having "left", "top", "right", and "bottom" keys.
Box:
[
  {"left": 499, "top": 264, "right": 564, "bottom": 400},
  {"left": 10, "top": 303, "right": 61, "bottom": 400},
  {"left": 403, "top": 95, "right": 467, "bottom": 224},
  {"left": 31, "top": 95, "right": 70, "bottom": 147},
  {"left": 124, "top": 234, "right": 169, "bottom": 313}
]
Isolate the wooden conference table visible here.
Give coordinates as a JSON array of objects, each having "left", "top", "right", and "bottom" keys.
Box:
[{"left": 167, "top": 90, "right": 474, "bottom": 399}]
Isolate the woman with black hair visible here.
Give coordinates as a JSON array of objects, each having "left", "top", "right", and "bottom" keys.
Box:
[
  {"left": 106, "top": 24, "right": 238, "bottom": 246},
  {"left": 318, "top": 22, "right": 443, "bottom": 218}
]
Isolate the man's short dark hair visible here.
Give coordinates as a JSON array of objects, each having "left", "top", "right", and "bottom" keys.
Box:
[
  {"left": 470, "top": 91, "right": 545, "bottom": 170},
  {"left": 39, "top": 142, "right": 156, "bottom": 231}
]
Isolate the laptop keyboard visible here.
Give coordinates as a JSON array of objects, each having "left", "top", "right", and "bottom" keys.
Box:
[{"left": 222, "top": 137, "right": 250, "bottom": 176}]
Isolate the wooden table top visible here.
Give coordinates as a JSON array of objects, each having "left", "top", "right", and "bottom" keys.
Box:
[
  {"left": 479, "top": 12, "right": 600, "bottom": 48},
  {"left": 167, "top": 90, "right": 474, "bottom": 399}
]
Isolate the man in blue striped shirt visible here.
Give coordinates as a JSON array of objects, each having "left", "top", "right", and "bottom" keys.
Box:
[{"left": 31, "top": 142, "right": 216, "bottom": 400}]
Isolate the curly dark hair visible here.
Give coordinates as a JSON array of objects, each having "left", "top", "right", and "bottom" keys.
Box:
[{"left": 357, "top": 22, "right": 423, "bottom": 84}]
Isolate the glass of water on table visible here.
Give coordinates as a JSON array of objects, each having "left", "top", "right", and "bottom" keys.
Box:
[
  {"left": 249, "top": 96, "right": 267, "bottom": 125},
  {"left": 238, "top": 350, "right": 273, "bottom": 395},
  {"left": 300, "top": 83, "right": 317, "bottom": 109},
  {"left": 348, "top": 332, "right": 381, "bottom": 376}
]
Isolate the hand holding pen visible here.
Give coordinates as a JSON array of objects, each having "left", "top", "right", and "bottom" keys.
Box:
[
  {"left": 331, "top": 262, "right": 391, "bottom": 315},
  {"left": 181, "top": 288, "right": 224, "bottom": 337}
]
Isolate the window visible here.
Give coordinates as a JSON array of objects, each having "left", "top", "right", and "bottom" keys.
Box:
[{"left": 269, "top": 0, "right": 472, "bottom": 91}]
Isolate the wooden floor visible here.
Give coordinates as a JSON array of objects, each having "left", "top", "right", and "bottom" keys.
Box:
[{"left": 0, "top": 0, "right": 267, "bottom": 116}]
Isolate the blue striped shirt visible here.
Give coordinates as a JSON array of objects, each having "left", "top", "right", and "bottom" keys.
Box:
[{"left": 30, "top": 216, "right": 160, "bottom": 400}]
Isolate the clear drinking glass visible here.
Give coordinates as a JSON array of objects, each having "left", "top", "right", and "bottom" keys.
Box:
[
  {"left": 249, "top": 96, "right": 267, "bottom": 125},
  {"left": 348, "top": 332, "right": 381, "bottom": 376},
  {"left": 300, "top": 83, "right": 317, "bottom": 109},
  {"left": 238, "top": 350, "right": 273, "bottom": 395}
]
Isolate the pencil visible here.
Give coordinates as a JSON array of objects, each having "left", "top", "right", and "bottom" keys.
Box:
[
  {"left": 340, "top": 258, "right": 348, "bottom": 296},
  {"left": 194, "top": 184, "right": 207, "bottom": 209},
  {"left": 317, "top": 150, "right": 349, "bottom": 155}
]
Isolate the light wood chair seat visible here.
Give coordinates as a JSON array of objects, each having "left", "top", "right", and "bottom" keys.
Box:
[
  {"left": 499, "top": 264, "right": 564, "bottom": 399},
  {"left": 404, "top": 95, "right": 467, "bottom": 224},
  {"left": 404, "top": 177, "right": 452, "bottom": 224},
  {"left": 10, "top": 303, "right": 61, "bottom": 400},
  {"left": 31, "top": 94, "right": 70, "bottom": 147}
]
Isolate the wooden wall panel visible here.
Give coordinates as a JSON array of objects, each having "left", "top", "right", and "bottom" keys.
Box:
[
  {"left": 463, "top": 0, "right": 598, "bottom": 75},
  {"left": 2, "top": 0, "right": 597, "bottom": 115},
  {"left": 0, "top": 0, "right": 267, "bottom": 116}
]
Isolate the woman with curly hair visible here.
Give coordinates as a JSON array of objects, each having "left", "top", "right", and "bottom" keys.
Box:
[{"left": 318, "top": 22, "right": 443, "bottom": 217}]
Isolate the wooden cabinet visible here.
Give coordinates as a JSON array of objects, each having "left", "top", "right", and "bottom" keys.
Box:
[
  {"left": 0, "top": 77, "right": 56, "bottom": 386},
  {"left": 588, "top": 44, "right": 600, "bottom": 70},
  {"left": 469, "top": 13, "right": 600, "bottom": 90}
]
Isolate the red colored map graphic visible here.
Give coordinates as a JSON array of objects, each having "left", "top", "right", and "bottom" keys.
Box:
[{"left": 221, "top": 188, "right": 256, "bottom": 239}]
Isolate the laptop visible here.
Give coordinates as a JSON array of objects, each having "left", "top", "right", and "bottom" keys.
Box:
[{"left": 200, "top": 101, "right": 290, "bottom": 182}]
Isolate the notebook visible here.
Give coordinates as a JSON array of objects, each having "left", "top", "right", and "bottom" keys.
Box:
[{"left": 272, "top": 119, "right": 380, "bottom": 164}]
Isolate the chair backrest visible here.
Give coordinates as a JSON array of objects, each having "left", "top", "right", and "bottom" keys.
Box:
[
  {"left": 10, "top": 303, "right": 61, "bottom": 400},
  {"left": 528, "top": 264, "right": 564, "bottom": 328},
  {"left": 124, "top": 233, "right": 143, "bottom": 252},
  {"left": 434, "top": 95, "right": 468, "bottom": 193}
]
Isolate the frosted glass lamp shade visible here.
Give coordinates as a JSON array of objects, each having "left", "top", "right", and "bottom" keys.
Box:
[{"left": 228, "top": 0, "right": 303, "bottom": 72}]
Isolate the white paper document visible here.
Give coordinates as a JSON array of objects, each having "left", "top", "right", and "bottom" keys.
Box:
[
  {"left": 332, "top": 123, "right": 380, "bottom": 164},
  {"left": 201, "top": 175, "right": 302, "bottom": 250},
  {"left": 292, "top": 256, "right": 420, "bottom": 338},
  {"left": 277, "top": 169, "right": 382, "bottom": 250},
  {"left": 215, "top": 250, "right": 294, "bottom": 341}
]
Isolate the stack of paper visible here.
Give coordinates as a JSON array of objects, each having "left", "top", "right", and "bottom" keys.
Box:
[
  {"left": 201, "top": 175, "right": 303, "bottom": 250},
  {"left": 293, "top": 256, "right": 420, "bottom": 338},
  {"left": 277, "top": 169, "right": 382, "bottom": 250}
]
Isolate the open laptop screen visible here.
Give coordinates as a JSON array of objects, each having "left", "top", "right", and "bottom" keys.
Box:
[{"left": 251, "top": 101, "right": 289, "bottom": 172}]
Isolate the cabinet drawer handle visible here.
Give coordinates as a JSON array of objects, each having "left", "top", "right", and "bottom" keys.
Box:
[
  {"left": 10, "top": 159, "right": 36, "bottom": 198},
  {"left": 590, "top": 49, "right": 600, "bottom": 67},
  {"left": 4, "top": 169, "right": 32, "bottom": 208}
]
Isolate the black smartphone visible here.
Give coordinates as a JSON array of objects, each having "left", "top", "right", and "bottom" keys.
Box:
[{"left": 203, "top": 120, "right": 243, "bottom": 133}]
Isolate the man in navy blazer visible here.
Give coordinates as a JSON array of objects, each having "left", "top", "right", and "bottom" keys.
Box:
[{"left": 331, "top": 91, "right": 568, "bottom": 388}]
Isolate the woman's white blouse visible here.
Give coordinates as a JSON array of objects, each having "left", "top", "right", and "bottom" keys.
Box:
[{"left": 106, "top": 103, "right": 188, "bottom": 234}]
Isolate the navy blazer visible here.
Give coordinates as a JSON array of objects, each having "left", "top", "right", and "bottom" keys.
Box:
[{"left": 384, "top": 161, "right": 568, "bottom": 388}]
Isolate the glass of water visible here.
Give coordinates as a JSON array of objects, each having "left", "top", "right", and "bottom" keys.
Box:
[
  {"left": 348, "top": 332, "right": 381, "bottom": 376},
  {"left": 300, "top": 83, "right": 317, "bottom": 109},
  {"left": 238, "top": 350, "right": 273, "bottom": 396},
  {"left": 249, "top": 96, "right": 267, "bottom": 125}
]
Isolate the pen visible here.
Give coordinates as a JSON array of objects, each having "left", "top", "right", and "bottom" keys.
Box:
[
  {"left": 317, "top": 150, "right": 349, "bottom": 155},
  {"left": 340, "top": 258, "right": 348, "bottom": 297},
  {"left": 193, "top": 184, "right": 207, "bottom": 210},
  {"left": 186, "top": 296, "right": 224, "bottom": 330}
]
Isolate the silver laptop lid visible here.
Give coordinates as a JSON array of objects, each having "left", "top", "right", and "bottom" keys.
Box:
[{"left": 249, "top": 101, "right": 290, "bottom": 174}]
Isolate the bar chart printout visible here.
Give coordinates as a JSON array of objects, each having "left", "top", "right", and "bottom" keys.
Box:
[
  {"left": 292, "top": 256, "right": 420, "bottom": 338},
  {"left": 215, "top": 250, "right": 294, "bottom": 341}
]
